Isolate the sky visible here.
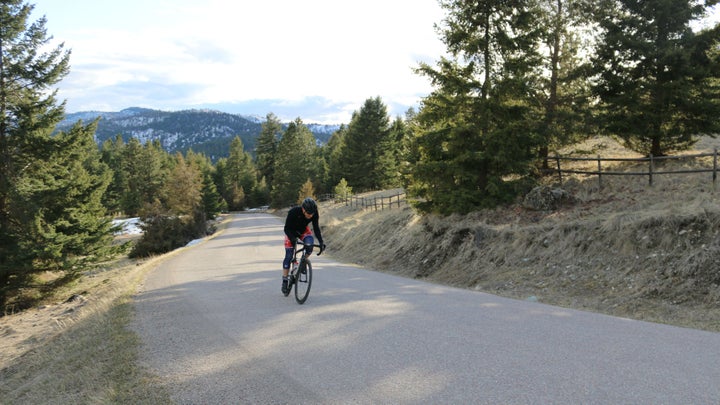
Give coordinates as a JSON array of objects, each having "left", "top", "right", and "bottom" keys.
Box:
[
  {"left": 30, "top": 0, "right": 447, "bottom": 124},
  {"left": 29, "top": 1, "right": 720, "bottom": 125}
]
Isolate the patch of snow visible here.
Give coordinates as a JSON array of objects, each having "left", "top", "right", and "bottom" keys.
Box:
[{"left": 112, "top": 217, "right": 143, "bottom": 235}]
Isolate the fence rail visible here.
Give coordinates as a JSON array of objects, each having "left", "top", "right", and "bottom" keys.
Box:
[
  {"left": 551, "top": 148, "right": 719, "bottom": 188},
  {"left": 318, "top": 192, "right": 407, "bottom": 211}
]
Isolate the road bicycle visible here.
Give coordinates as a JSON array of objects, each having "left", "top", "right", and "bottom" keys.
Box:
[{"left": 285, "top": 241, "right": 323, "bottom": 304}]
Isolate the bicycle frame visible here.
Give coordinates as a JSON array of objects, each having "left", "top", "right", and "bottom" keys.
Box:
[{"left": 289, "top": 241, "right": 322, "bottom": 304}]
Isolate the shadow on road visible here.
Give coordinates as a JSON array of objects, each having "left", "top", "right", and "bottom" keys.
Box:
[{"left": 131, "top": 213, "right": 720, "bottom": 404}]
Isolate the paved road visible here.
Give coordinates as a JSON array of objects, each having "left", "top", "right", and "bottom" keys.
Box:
[{"left": 132, "top": 213, "right": 720, "bottom": 404}]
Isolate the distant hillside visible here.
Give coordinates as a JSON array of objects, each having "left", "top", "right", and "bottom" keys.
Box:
[{"left": 57, "top": 107, "right": 340, "bottom": 161}]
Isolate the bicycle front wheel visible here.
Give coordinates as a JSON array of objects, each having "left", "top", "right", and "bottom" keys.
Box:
[{"left": 294, "top": 260, "right": 312, "bottom": 304}]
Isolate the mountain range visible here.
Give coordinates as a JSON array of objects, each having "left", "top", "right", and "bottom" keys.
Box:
[{"left": 56, "top": 107, "right": 341, "bottom": 161}]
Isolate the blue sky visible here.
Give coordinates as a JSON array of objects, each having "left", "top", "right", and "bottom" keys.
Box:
[{"left": 30, "top": 0, "right": 446, "bottom": 124}]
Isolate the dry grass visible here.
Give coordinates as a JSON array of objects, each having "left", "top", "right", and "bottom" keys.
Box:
[
  {"left": 322, "top": 136, "right": 720, "bottom": 332},
  {"left": 0, "top": 216, "right": 233, "bottom": 403},
  {"left": 2, "top": 137, "right": 719, "bottom": 402},
  {"left": 0, "top": 256, "right": 174, "bottom": 404}
]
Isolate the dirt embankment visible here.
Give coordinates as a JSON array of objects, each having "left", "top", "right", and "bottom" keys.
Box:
[{"left": 322, "top": 138, "right": 720, "bottom": 333}]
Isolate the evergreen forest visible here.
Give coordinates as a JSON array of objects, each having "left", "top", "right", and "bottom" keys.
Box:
[{"left": 1, "top": 0, "right": 719, "bottom": 309}]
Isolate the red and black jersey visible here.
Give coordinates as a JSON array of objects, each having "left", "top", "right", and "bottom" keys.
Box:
[{"left": 283, "top": 206, "right": 323, "bottom": 245}]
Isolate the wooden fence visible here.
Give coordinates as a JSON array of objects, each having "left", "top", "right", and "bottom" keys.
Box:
[
  {"left": 319, "top": 192, "right": 407, "bottom": 211},
  {"left": 550, "top": 148, "right": 719, "bottom": 189}
]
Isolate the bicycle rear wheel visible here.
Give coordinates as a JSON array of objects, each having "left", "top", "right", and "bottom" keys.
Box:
[{"left": 294, "top": 259, "right": 312, "bottom": 304}]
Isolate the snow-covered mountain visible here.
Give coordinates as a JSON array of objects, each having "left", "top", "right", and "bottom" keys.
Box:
[{"left": 57, "top": 107, "right": 340, "bottom": 160}]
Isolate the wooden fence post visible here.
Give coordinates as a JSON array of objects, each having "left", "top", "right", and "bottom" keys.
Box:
[
  {"left": 649, "top": 154, "right": 654, "bottom": 186},
  {"left": 714, "top": 148, "right": 718, "bottom": 184},
  {"left": 597, "top": 155, "right": 603, "bottom": 189},
  {"left": 555, "top": 154, "right": 562, "bottom": 185},
  {"left": 330, "top": 192, "right": 404, "bottom": 211}
]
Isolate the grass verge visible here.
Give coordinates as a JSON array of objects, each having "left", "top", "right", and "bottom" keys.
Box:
[
  {"left": 0, "top": 257, "right": 174, "bottom": 404},
  {"left": 0, "top": 216, "right": 232, "bottom": 403}
]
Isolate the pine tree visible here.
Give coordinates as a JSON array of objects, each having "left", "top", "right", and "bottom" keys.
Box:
[
  {"left": 213, "top": 158, "right": 231, "bottom": 207},
  {"left": 255, "top": 112, "right": 282, "bottom": 185},
  {"left": 297, "top": 179, "right": 316, "bottom": 205},
  {"left": 323, "top": 124, "right": 348, "bottom": 189},
  {"left": 130, "top": 150, "right": 209, "bottom": 258},
  {"left": 311, "top": 145, "right": 330, "bottom": 197},
  {"left": 249, "top": 176, "right": 270, "bottom": 208},
  {"left": 185, "top": 149, "right": 226, "bottom": 218},
  {"left": 14, "top": 120, "right": 119, "bottom": 269},
  {"left": 271, "top": 118, "right": 317, "bottom": 207},
  {"left": 164, "top": 153, "right": 202, "bottom": 216},
  {"left": 592, "top": 0, "right": 720, "bottom": 156},
  {"left": 1, "top": 1, "right": 75, "bottom": 306},
  {"left": 333, "top": 178, "right": 353, "bottom": 202},
  {"left": 339, "top": 97, "right": 394, "bottom": 191},
  {"left": 201, "top": 170, "right": 226, "bottom": 218},
  {"left": 100, "top": 135, "right": 126, "bottom": 214},
  {"left": 119, "top": 138, "right": 166, "bottom": 216},
  {"left": 535, "top": 0, "right": 595, "bottom": 166},
  {"left": 379, "top": 116, "right": 407, "bottom": 189},
  {"left": 223, "top": 136, "right": 257, "bottom": 210},
  {"left": 408, "top": 0, "right": 542, "bottom": 214}
]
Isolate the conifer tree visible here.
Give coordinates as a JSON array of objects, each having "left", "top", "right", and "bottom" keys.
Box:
[
  {"left": 271, "top": 118, "right": 317, "bottom": 207},
  {"left": 379, "top": 116, "right": 407, "bottom": 188},
  {"left": 339, "top": 97, "right": 394, "bottom": 191},
  {"left": 223, "top": 136, "right": 256, "bottom": 210},
  {"left": 408, "top": 0, "right": 542, "bottom": 214},
  {"left": 100, "top": 135, "right": 126, "bottom": 214},
  {"left": 164, "top": 153, "right": 202, "bottom": 216},
  {"left": 201, "top": 170, "right": 226, "bottom": 218},
  {"left": 255, "top": 112, "right": 282, "bottom": 185},
  {"left": 297, "top": 179, "right": 316, "bottom": 204},
  {"left": 130, "top": 150, "right": 209, "bottom": 258},
  {"left": 249, "top": 176, "right": 270, "bottom": 208},
  {"left": 213, "top": 158, "right": 231, "bottom": 208},
  {"left": 1, "top": 1, "right": 76, "bottom": 305},
  {"left": 534, "top": 0, "right": 595, "bottom": 166},
  {"left": 592, "top": 0, "right": 720, "bottom": 156},
  {"left": 333, "top": 178, "right": 352, "bottom": 202},
  {"left": 185, "top": 149, "right": 226, "bottom": 218},
  {"left": 14, "top": 120, "right": 119, "bottom": 270},
  {"left": 311, "top": 145, "right": 330, "bottom": 196},
  {"left": 323, "top": 124, "right": 348, "bottom": 189},
  {"left": 119, "top": 138, "right": 166, "bottom": 216}
]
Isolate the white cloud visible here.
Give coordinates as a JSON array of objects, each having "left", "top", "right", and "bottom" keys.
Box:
[
  {"left": 32, "top": 1, "right": 720, "bottom": 122},
  {"left": 32, "top": 0, "right": 446, "bottom": 123}
]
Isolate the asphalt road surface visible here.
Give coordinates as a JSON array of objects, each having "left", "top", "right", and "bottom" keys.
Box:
[{"left": 132, "top": 213, "right": 720, "bottom": 404}]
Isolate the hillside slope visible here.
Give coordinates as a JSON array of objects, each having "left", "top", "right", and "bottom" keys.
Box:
[
  {"left": 321, "top": 137, "right": 720, "bottom": 332},
  {"left": 57, "top": 107, "right": 340, "bottom": 160}
]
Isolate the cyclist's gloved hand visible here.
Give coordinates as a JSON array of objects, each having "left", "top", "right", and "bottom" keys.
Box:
[{"left": 318, "top": 243, "right": 326, "bottom": 255}]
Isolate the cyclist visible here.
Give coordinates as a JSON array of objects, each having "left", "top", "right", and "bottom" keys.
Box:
[{"left": 282, "top": 197, "right": 325, "bottom": 295}]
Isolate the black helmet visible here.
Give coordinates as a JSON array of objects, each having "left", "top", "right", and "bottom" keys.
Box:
[{"left": 301, "top": 197, "right": 317, "bottom": 215}]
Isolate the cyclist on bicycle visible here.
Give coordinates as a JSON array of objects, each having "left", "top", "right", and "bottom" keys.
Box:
[{"left": 282, "top": 197, "right": 325, "bottom": 295}]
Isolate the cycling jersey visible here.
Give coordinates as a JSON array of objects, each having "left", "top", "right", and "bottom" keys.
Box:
[{"left": 283, "top": 205, "right": 324, "bottom": 246}]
